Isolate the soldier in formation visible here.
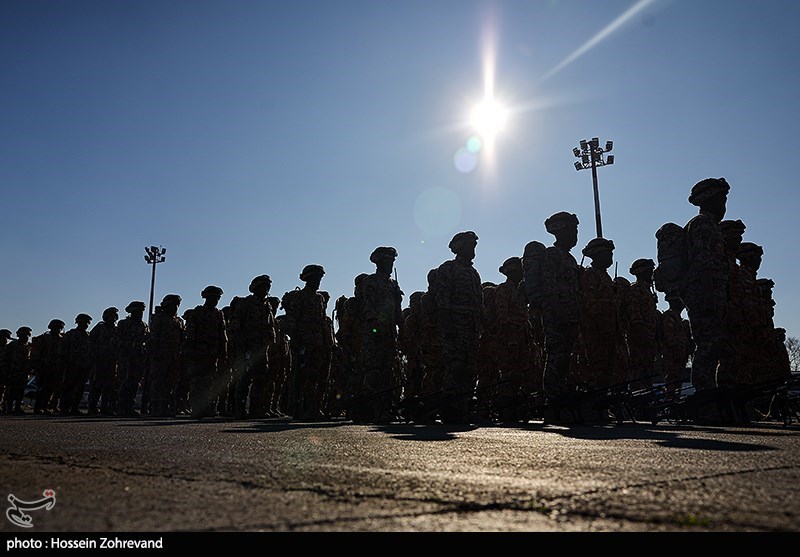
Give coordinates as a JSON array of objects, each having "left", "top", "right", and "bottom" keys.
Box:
[
  {"left": 431, "top": 231, "right": 483, "bottom": 423},
  {"left": 59, "top": 314, "right": 93, "bottom": 415},
  {"left": 31, "top": 319, "right": 64, "bottom": 414}
]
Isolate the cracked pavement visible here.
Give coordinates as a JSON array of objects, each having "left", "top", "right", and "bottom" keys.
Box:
[{"left": 1, "top": 416, "right": 799, "bottom": 532}]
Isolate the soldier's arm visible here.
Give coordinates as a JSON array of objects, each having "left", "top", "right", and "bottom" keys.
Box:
[{"left": 218, "top": 312, "right": 228, "bottom": 362}]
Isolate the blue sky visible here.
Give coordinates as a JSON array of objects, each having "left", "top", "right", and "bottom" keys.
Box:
[{"left": 2, "top": 0, "right": 798, "bottom": 338}]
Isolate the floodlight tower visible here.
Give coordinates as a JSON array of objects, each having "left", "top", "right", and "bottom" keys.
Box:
[
  {"left": 573, "top": 137, "right": 615, "bottom": 238},
  {"left": 144, "top": 245, "right": 166, "bottom": 325}
]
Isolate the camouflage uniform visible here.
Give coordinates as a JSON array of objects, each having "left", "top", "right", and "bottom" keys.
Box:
[
  {"left": 613, "top": 277, "right": 632, "bottom": 385},
  {"left": 282, "top": 266, "right": 331, "bottom": 419},
  {"left": 269, "top": 310, "right": 292, "bottom": 416},
  {"left": 4, "top": 328, "right": 31, "bottom": 413},
  {"left": 0, "top": 330, "right": 12, "bottom": 410},
  {"left": 419, "top": 286, "right": 444, "bottom": 395},
  {"left": 31, "top": 322, "right": 64, "bottom": 414},
  {"left": 88, "top": 310, "right": 118, "bottom": 414},
  {"left": 579, "top": 239, "right": 618, "bottom": 390},
  {"left": 400, "top": 292, "right": 424, "bottom": 399},
  {"left": 233, "top": 277, "right": 276, "bottom": 419},
  {"left": 736, "top": 243, "right": 766, "bottom": 385},
  {"left": 659, "top": 301, "right": 694, "bottom": 398},
  {"left": 683, "top": 178, "right": 730, "bottom": 390},
  {"left": 59, "top": 316, "right": 93, "bottom": 415},
  {"left": 538, "top": 213, "right": 581, "bottom": 401},
  {"left": 626, "top": 259, "right": 659, "bottom": 389},
  {"left": 495, "top": 258, "right": 536, "bottom": 416},
  {"left": 432, "top": 232, "right": 483, "bottom": 420},
  {"left": 185, "top": 287, "right": 228, "bottom": 418},
  {"left": 716, "top": 220, "right": 747, "bottom": 387},
  {"left": 116, "top": 302, "right": 150, "bottom": 416},
  {"left": 476, "top": 282, "right": 499, "bottom": 417},
  {"left": 148, "top": 296, "right": 184, "bottom": 416}
]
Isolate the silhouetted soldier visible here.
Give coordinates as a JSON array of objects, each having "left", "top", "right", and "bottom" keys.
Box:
[
  {"left": 659, "top": 295, "right": 694, "bottom": 398},
  {"left": 352, "top": 248, "right": 404, "bottom": 422},
  {"left": 400, "top": 292, "right": 424, "bottom": 399},
  {"left": 147, "top": 294, "right": 184, "bottom": 417},
  {"left": 419, "top": 270, "right": 444, "bottom": 396},
  {"left": 282, "top": 265, "right": 331, "bottom": 420},
  {"left": 319, "top": 290, "right": 337, "bottom": 415},
  {"left": 0, "top": 329, "right": 13, "bottom": 410},
  {"left": 432, "top": 231, "right": 482, "bottom": 422},
  {"left": 755, "top": 278, "right": 786, "bottom": 382},
  {"left": 220, "top": 304, "right": 238, "bottom": 417},
  {"left": 612, "top": 276, "right": 632, "bottom": 385},
  {"left": 233, "top": 275, "right": 277, "bottom": 419},
  {"left": 176, "top": 308, "right": 194, "bottom": 416},
  {"left": 539, "top": 213, "right": 581, "bottom": 407},
  {"left": 4, "top": 327, "right": 31, "bottom": 414},
  {"left": 184, "top": 286, "right": 227, "bottom": 418},
  {"left": 774, "top": 328, "right": 792, "bottom": 381},
  {"left": 117, "top": 301, "right": 149, "bottom": 417},
  {"left": 476, "top": 282, "right": 499, "bottom": 420},
  {"left": 88, "top": 308, "right": 118, "bottom": 415},
  {"left": 59, "top": 314, "right": 93, "bottom": 415},
  {"left": 579, "top": 239, "right": 618, "bottom": 390},
  {"left": 627, "top": 258, "right": 659, "bottom": 390},
  {"left": 494, "top": 257, "right": 534, "bottom": 420},
  {"left": 268, "top": 296, "right": 290, "bottom": 417},
  {"left": 683, "top": 177, "right": 730, "bottom": 391},
  {"left": 717, "top": 219, "right": 747, "bottom": 387},
  {"left": 520, "top": 242, "right": 545, "bottom": 394},
  {"left": 736, "top": 242, "right": 765, "bottom": 385},
  {"left": 31, "top": 319, "right": 65, "bottom": 414}
]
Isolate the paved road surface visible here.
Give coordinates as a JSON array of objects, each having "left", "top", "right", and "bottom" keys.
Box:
[{"left": 1, "top": 416, "right": 799, "bottom": 532}]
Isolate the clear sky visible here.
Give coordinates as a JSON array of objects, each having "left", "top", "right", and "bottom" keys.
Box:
[{"left": 2, "top": 0, "right": 798, "bottom": 338}]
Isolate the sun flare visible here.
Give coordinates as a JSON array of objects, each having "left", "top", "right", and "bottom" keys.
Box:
[{"left": 470, "top": 98, "right": 508, "bottom": 141}]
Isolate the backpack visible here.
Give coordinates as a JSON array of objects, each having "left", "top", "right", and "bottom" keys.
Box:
[
  {"left": 521, "top": 240, "right": 547, "bottom": 308},
  {"left": 653, "top": 223, "right": 688, "bottom": 296}
]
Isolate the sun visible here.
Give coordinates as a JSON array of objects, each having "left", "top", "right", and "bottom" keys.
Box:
[{"left": 470, "top": 97, "right": 508, "bottom": 140}]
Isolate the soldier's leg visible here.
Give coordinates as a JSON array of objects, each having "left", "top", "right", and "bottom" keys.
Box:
[
  {"left": 248, "top": 353, "right": 268, "bottom": 419},
  {"left": 34, "top": 372, "right": 52, "bottom": 414}
]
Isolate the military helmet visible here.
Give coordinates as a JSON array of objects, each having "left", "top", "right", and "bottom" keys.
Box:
[
  {"left": 102, "top": 307, "right": 119, "bottom": 320},
  {"left": 448, "top": 231, "right": 478, "bottom": 253},
  {"left": 267, "top": 296, "right": 280, "bottom": 312},
  {"left": 630, "top": 258, "right": 655, "bottom": 275},
  {"left": 354, "top": 273, "right": 369, "bottom": 286},
  {"left": 689, "top": 177, "right": 730, "bottom": 206},
  {"left": 756, "top": 278, "right": 775, "bottom": 291},
  {"left": 370, "top": 246, "right": 398, "bottom": 264},
  {"left": 409, "top": 291, "right": 424, "bottom": 304},
  {"left": 582, "top": 238, "right": 615, "bottom": 258},
  {"left": 125, "top": 301, "right": 146, "bottom": 313},
  {"left": 737, "top": 242, "right": 763, "bottom": 259},
  {"left": 75, "top": 313, "right": 92, "bottom": 323},
  {"left": 249, "top": 275, "right": 272, "bottom": 293},
  {"left": 48, "top": 319, "right": 66, "bottom": 330},
  {"left": 498, "top": 256, "right": 522, "bottom": 276},
  {"left": 0, "top": 329, "right": 13, "bottom": 339},
  {"left": 299, "top": 265, "right": 325, "bottom": 281},
  {"left": 719, "top": 219, "right": 746, "bottom": 241},
  {"left": 161, "top": 294, "right": 182, "bottom": 306},
  {"left": 544, "top": 211, "right": 579, "bottom": 234},
  {"left": 16, "top": 326, "right": 32, "bottom": 336},
  {"left": 201, "top": 285, "right": 224, "bottom": 299}
]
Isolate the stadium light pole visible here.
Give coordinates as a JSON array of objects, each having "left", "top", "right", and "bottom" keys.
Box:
[
  {"left": 144, "top": 245, "right": 166, "bottom": 325},
  {"left": 573, "top": 137, "right": 615, "bottom": 238}
]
